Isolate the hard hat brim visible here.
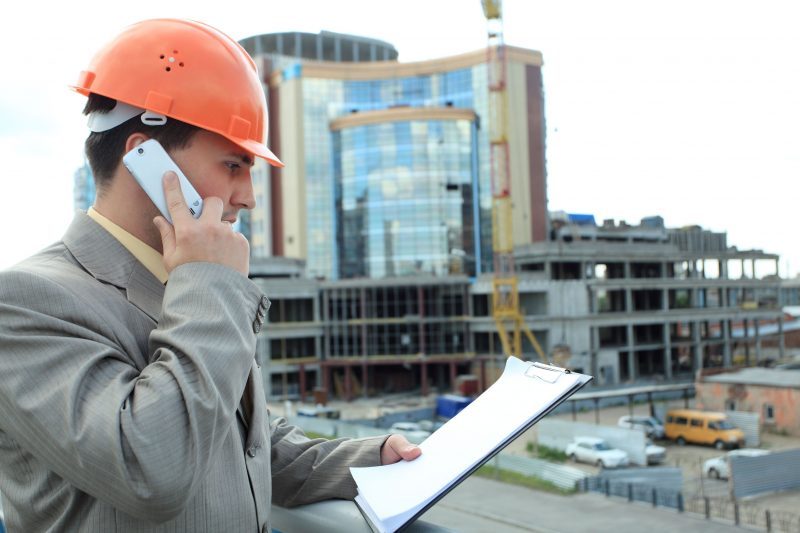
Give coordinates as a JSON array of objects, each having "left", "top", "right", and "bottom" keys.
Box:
[{"left": 238, "top": 138, "right": 284, "bottom": 168}]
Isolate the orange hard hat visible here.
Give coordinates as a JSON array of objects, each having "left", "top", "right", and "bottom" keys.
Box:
[{"left": 72, "top": 18, "right": 283, "bottom": 167}]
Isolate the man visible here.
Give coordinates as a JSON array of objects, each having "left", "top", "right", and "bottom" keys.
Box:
[{"left": 0, "top": 19, "right": 419, "bottom": 532}]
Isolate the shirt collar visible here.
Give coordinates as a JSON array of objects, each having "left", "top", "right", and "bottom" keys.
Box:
[{"left": 87, "top": 207, "right": 169, "bottom": 284}]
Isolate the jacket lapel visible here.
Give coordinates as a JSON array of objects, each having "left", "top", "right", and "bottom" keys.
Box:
[{"left": 63, "top": 212, "right": 165, "bottom": 322}]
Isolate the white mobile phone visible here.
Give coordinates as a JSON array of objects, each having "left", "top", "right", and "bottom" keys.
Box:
[{"left": 122, "top": 139, "right": 203, "bottom": 224}]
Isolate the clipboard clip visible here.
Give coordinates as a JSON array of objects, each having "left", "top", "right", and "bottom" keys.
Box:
[{"left": 524, "top": 361, "right": 571, "bottom": 383}]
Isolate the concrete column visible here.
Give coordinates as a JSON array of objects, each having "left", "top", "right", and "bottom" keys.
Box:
[
  {"left": 720, "top": 259, "right": 727, "bottom": 279},
  {"left": 345, "top": 365, "right": 352, "bottom": 402},
  {"left": 743, "top": 319, "right": 750, "bottom": 364},
  {"left": 740, "top": 259, "right": 746, "bottom": 279},
  {"left": 626, "top": 289, "right": 633, "bottom": 313},
  {"left": 779, "top": 316, "right": 785, "bottom": 358},
  {"left": 362, "top": 362, "right": 369, "bottom": 399},
  {"left": 421, "top": 361, "right": 428, "bottom": 397},
  {"left": 314, "top": 337, "right": 322, "bottom": 388},
  {"left": 755, "top": 320, "right": 762, "bottom": 362},
  {"left": 627, "top": 323, "right": 636, "bottom": 381},
  {"left": 663, "top": 322, "right": 672, "bottom": 379},
  {"left": 662, "top": 288, "right": 669, "bottom": 311},
  {"left": 591, "top": 327, "right": 600, "bottom": 382},
  {"left": 262, "top": 338, "right": 273, "bottom": 399},
  {"left": 418, "top": 286, "right": 426, "bottom": 355},
  {"left": 752, "top": 259, "right": 757, "bottom": 280},
  {"left": 322, "top": 290, "right": 330, "bottom": 360},
  {"left": 624, "top": 262, "right": 631, "bottom": 279},
  {"left": 299, "top": 363, "right": 306, "bottom": 403},
  {"left": 360, "top": 288, "right": 368, "bottom": 357},
  {"left": 323, "top": 364, "right": 330, "bottom": 398},
  {"left": 722, "top": 319, "right": 732, "bottom": 367},
  {"left": 693, "top": 321, "right": 703, "bottom": 373}
]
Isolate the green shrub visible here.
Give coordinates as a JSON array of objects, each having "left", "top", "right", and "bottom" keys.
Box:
[
  {"left": 474, "top": 465, "right": 575, "bottom": 495},
  {"left": 525, "top": 442, "right": 568, "bottom": 462}
]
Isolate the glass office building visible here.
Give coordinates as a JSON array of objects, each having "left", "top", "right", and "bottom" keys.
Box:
[{"left": 241, "top": 32, "right": 548, "bottom": 280}]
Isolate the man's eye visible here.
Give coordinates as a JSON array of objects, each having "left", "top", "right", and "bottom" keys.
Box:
[{"left": 226, "top": 162, "right": 241, "bottom": 171}]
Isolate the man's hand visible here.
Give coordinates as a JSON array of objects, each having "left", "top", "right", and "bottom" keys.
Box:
[
  {"left": 380, "top": 434, "right": 422, "bottom": 465},
  {"left": 153, "top": 172, "right": 250, "bottom": 276}
]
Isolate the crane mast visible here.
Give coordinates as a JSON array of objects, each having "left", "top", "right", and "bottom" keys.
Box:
[{"left": 481, "top": 0, "right": 545, "bottom": 360}]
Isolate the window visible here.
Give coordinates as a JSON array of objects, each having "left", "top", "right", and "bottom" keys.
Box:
[
  {"left": 690, "top": 419, "right": 703, "bottom": 427},
  {"left": 764, "top": 403, "right": 775, "bottom": 423},
  {"left": 675, "top": 416, "right": 688, "bottom": 425},
  {"left": 725, "top": 399, "right": 736, "bottom": 411}
]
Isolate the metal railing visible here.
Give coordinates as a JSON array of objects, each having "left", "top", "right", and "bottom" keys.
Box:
[
  {"left": 684, "top": 495, "right": 800, "bottom": 532},
  {"left": 580, "top": 476, "right": 800, "bottom": 533}
]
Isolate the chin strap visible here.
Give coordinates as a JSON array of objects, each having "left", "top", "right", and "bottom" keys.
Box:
[{"left": 87, "top": 101, "right": 167, "bottom": 132}]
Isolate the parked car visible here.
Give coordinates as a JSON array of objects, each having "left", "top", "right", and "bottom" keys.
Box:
[
  {"left": 645, "top": 439, "right": 667, "bottom": 465},
  {"left": 664, "top": 409, "right": 744, "bottom": 449},
  {"left": 618, "top": 415, "right": 665, "bottom": 439},
  {"left": 296, "top": 405, "right": 341, "bottom": 419},
  {"left": 389, "top": 422, "right": 431, "bottom": 444},
  {"left": 566, "top": 437, "right": 629, "bottom": 469},
  {"left": 703, "top": 448, "right": 770, "bottom": 479}
]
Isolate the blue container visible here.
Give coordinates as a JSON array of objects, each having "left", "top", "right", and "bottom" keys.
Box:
[{"left": 436, "top": 394, "right": 473, "bottom": 419}]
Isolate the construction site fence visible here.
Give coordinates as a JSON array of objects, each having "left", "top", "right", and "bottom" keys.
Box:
[
  {"left": 684, "top": 495, "right": 800, "bottom": 533},
  {"left": 580, "top": 476, "right": 683, "bottom": 510},
  {"left": 580, "top": 477, "right": 800, "bottom": 533},
  {"left": 287, "top": 416, "right": 588, "bottom": 491}
]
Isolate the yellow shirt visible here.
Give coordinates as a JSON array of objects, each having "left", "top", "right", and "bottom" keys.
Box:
[{"left": 87, "top": 207, "right": 169, "bottom": 284}]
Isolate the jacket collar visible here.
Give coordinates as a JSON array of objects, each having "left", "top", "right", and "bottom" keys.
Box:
[{"left": 63, "top": 212, "right": 165, "bottom": 321}]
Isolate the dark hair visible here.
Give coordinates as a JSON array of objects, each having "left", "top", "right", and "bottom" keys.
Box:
[{"left": 82, "top": 94, "right": 201, "bottom": 189}]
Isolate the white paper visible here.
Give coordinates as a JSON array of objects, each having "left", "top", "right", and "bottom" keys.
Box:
[{"left": 351, "top": 357, "right": 587, "bottom": 530}]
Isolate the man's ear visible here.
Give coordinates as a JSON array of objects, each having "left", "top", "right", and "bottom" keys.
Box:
[{"left": 124, "top": 133, "right": 151, "bottom": 154}]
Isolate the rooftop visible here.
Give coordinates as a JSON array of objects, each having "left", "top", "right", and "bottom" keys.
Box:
[{"left": 703, "top": 368, "right": 800, "bottom": 388}]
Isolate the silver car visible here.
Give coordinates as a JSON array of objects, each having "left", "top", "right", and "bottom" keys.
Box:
[{"left": 618, "top": 415, "right": 665, "bottom": 439}]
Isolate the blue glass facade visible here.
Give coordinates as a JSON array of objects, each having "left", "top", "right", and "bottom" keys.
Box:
[
  {"left": 334, "top": 118, "right": 478, "bottom": 278},
  {"left": 301, "top": 65, "right": 494, "bottom": 279}
]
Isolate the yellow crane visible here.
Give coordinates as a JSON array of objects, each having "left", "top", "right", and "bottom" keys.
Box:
[{"left": 481, "top": 0, "right": 546, "bottom": 361}]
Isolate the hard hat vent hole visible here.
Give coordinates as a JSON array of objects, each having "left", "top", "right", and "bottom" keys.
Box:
[
  {"left": 166, "top": 67, "right": 172, "bottom": 72},
  {"left": 159, "top": 54, "right": 165, "bottom": 59},
  {"left": 179, "top": 62, "right": 184, "bottom": 67}
]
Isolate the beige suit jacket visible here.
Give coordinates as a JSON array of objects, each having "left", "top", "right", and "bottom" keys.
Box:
[{"left": 0, "top": 212, "right": 384, "bottom": 532}]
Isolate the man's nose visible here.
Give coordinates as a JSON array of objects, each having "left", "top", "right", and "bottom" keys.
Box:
[{"left": 233, "top": 173, "right": 256, "bottom": 210}]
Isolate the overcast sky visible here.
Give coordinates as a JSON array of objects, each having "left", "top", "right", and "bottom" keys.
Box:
[{"left": 1, "top": 0, "right": 798, "bottom": 277}]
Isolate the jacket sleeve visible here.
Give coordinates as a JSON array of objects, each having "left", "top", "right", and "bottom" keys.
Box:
[
  {"left": 268, "top": 415, "right": 388, "bottom": 507},
  {"left": 0, "top": 262, "right": 262, "bottom": 521}
]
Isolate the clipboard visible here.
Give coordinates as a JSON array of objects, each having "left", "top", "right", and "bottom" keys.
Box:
[{"left": 351, "top": 356, "right": 592, "bottom": 533}]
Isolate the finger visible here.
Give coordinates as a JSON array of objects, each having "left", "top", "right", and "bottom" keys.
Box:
[
  {"left": 395, "top": 439, "right": 422, "bottom": 461},
  {"left": 153, "top": 216, "right": 176, "bottom": 256},
  {"left": 381, "top": 435, "right": 422, "bottom": 464},
  {"left": 200, "top": 196, "right": 223, "bottom": 222},
  {"left": 162, "top": 172, "right": 193, "bottom": 225}
]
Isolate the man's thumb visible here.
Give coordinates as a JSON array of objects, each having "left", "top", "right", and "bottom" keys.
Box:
[{"left": 153, "top": 216, "right": 176, "bottom": 255}]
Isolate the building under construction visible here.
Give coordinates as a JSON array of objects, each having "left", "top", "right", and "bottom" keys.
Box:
[{"left": 250, "top": 216, "right": 784, "bottom": 401}]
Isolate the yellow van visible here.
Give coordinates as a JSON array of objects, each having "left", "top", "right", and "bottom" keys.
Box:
[{"left": 664, "top": 409, "right": 744, "bottom": 449}]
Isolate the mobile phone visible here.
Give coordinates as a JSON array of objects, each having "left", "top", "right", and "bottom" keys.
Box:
[{"left": 122, "top": 139, "right": 203, "bottom": 224}]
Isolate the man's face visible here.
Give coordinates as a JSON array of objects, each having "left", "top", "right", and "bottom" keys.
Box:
[{"left": 167, "top": 130, "right": 256, "bottom": 224}]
